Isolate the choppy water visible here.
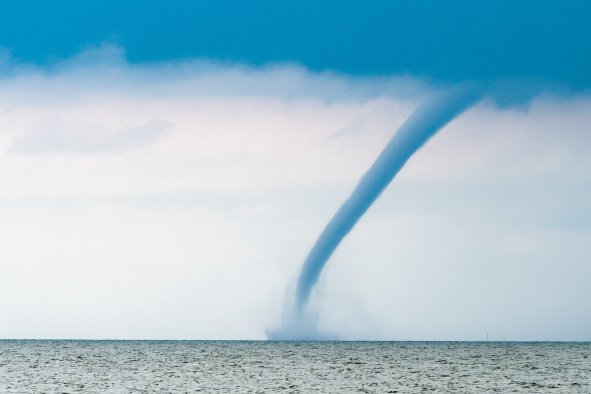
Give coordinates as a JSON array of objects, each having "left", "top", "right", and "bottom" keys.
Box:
[{"left": 0, "top": 341, "right": 590, "bottom": 393}]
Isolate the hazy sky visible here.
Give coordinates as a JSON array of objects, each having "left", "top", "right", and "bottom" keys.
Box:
[{"left": 0, "top": 2, "right": 589, "bottom": 340}]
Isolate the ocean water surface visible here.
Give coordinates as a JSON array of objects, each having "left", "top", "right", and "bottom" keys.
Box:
[{"left": 0, "top": 340, "right": 590, "bottom": 393}]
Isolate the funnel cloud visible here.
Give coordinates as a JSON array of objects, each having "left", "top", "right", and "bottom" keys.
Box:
[{"left": 270, "top": 85, "right": 482, "bottom": 339}]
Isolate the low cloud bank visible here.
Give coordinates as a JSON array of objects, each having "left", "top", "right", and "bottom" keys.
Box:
[{"left": 0, "top": 46, "right": 589, "bottom": 340}]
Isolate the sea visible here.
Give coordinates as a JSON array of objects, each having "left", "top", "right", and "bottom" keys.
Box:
[{"left": 0, "top": 340, "right": 589, "bottom": 393}]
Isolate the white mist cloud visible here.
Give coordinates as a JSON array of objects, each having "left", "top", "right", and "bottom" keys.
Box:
[
  {"left": 0, "top": 46, "right": 589, "bottom": 340},
  {"left": 11, "top": 119, "right": 171, "bottom": 153}
]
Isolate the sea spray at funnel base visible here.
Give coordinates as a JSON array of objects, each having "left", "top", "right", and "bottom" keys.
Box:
[{"left": 293, "top": 85, "right": 483, "bottom": 316}]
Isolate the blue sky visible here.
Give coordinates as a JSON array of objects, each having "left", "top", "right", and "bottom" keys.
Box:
[
  {"left": 0, "top": 2, "right": 589, "bottom": 340},
  {"left": 1, "top": 1, "right": 590, "bottom": 87}
]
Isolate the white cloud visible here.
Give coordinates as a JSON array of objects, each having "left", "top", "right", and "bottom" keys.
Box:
[
  {"left": 10, "top": 119, "right": 171, "bottom": 153},
  {"left": 0, "top": 47, "right": 589, "bottom": 340}
]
